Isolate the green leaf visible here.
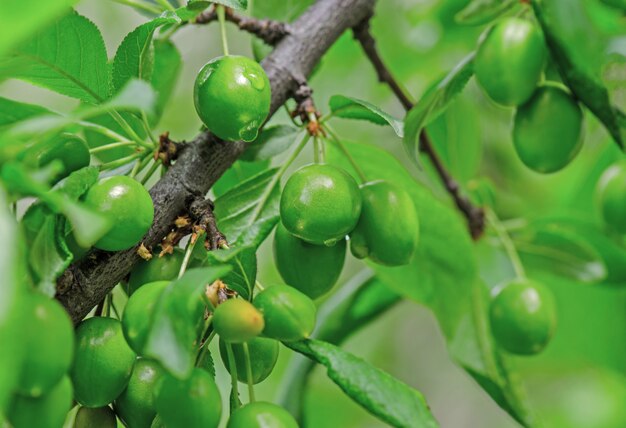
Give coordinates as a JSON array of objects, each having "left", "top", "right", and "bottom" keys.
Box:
[
  {"left": 1, "top": 162, "right": 110, "bottom": 247},
  {"left": 23, "top": 167, "right": 99, "bottom": 295},
  {"left": 205, "top": 246, "right": 256, "bottom": 300},
  {"left": 329, "top": 95, "right": 404, "bottom": 137},
  {"left": 240, "top": 125, "right": 301, "bottom": 162},
  {"left": 403, "top": 53, "right": 475, "bottom": 167},
  {"left": 151, "top": 40, "right": 182, "bottom": 123},
  {"left": 287, "top": 339, "right": 439, "bottom": 428},
  {"left": 454, "top": 0, "right": 519, "bottom": 26},
  {"left": 279, "top": 271, "right": 402, "bottom": 420},
  {"left": 212, "top": 160, "right": 269, "bottom": 198},
  {"left": 0, "top": 0, "right": 80, "bottom": 57},
  {"left": 532, "top": 0, "right": 625, "bottom": 149},
  {"left": 28, "top": 215, "right": 71, "bottom": 296},
  {"left": 514, "top": 226, "right": 607, "bottom": 283},
  {"left": 145, "top": 266, "right": 231, "bottom": 377},
  {"left": 529, "top": 217, "right": 626, "bottom": 287},
  {"left": 2, "top": 11, "right": 110, "bottom": 104},
  {"left": 214, "top": 168, "right": 280, "bottom": 248},
  {"left": 0, "top": 97, "right": 52, "bottom": 130},
  {"left": 112, "top": 16, "right": 180, "bottom": 93},
  {"left": 190, "top": 0, "right": 247, "bottom": 11},
  {"left": 6, "top": 79, "right": 156, "bottom": 142},
  {"left": 425, "top": 96, "right": 482, "bottom": 182}
]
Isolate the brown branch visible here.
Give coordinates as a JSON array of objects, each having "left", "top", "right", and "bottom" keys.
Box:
[
  {"left": 187, "top": 197, "right": 227, "bottom": 251},
  {"left": 56, "top": 0, "right": 377, "bottom": 323},
  {"left": 353, "top": 19, "right": 485, "bottom": 240},
  {"left": 195, "top": 7, "right": 290, "bottom": 45}
]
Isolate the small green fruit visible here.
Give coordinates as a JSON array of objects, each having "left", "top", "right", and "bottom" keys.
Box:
[
  {"left": 8, "top": 376, "right": 73, "bottom": 428},
  {"left": 597, "top": 161, "right": 626, "bottom": 234},
  {"left": 227, "top": 401, "right": 298, "bottom": 428},
  {"left": 83, "top": 176, "right": 154, "bottom": 251},
  {"left": 17, "top": 292, "right": 74, "bottom": 397},
  {"left": 114, "top": 359, "right": 163, "bottom": 428},
  {"left": 219, "top": 337, "right": 279, "bottom": 384},
  {"left": 489, "top": 279, "right": 557, "bottom": 355},
  {"left": 475, "top": 18, "right": 547, "bottom": 106},
  {"left": 122, "top": 281, "right": 169, "bottom": 355},
  {"left": 513, "top": 85, "right": 583, "bottom": 173},
  {"left": 127, "top": 249, "right": 184, "bottom": 295},
  {"left": 254, "top": 285, "right": 316, "bottom": 342},
  {"left": 71, "top": 317, "right": 137, "bottom": 407},
  {"left": 350, "top": 180, "right": 419, "bottom": 266},
  {"left": 74, "top": 406, "right": 117, "bottom": 428},
  {"left": 280, "top": 164, "right": 362, "bottom": 245},
  {"left": 194, "top": 55, "right": 271, "bottom": 142},
  {"left": 154, "top": 368, "right": 221, "bottom": 428},
  {"left": 22, "top": 133, "right": 90, "bottom": 184},
  {"left": 213, "top": 299, "right": 265, "bottom": 343},
  {"left": 273, "top": 222, "right": 345, "bottom": 299}
]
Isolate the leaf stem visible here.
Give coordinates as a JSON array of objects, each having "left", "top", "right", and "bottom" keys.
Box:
[
  {"left": 226, "top": 343, "right": 240, "bottom": 410},
  {"left": 140, "top": 160, "right": 161, "bottom": 185},
  {"left": 486, "top": 208, "right": 526, "bottom": 278},
  {"left": 217, "top": 6, "right": 230, "bottom": 56},
  {"left": 324, "top": 125, "right": 367, "bottom": 183},
  {"left": 242, "top": 342, "right": 256, "bottom": 402}
]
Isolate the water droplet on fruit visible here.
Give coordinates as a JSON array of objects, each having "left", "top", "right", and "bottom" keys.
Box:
[{"left": 239, "top": 121, "right": 260, "bottom": 142}]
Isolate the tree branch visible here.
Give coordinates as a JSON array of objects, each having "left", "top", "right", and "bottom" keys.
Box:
[
  {"left": 56, "top": 0, "right": 377, "bottom": 323},
  {"left": 195, "top": 7, "right": 290, "bottom": 45},
  {"left": 352, "top": 19, "right": 486, "bottom": 240}
]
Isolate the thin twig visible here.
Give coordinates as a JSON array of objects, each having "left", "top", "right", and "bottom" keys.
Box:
[
  {"left": 195, "top": 7, "right": 290, "bottom": 45},
  {"left": 353, "top": 18, "right": 485, "bottom": 240}
]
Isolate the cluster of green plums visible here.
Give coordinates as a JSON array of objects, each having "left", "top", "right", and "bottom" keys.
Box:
[
  {"left": 275, "top": 163, "right": 420, "bottom": 299},
  {"left": 475, "top": 17, "right": 584, "bottom": 174},
  {"left": 489, "top": 278, "right": 557, "bottom": 356}
]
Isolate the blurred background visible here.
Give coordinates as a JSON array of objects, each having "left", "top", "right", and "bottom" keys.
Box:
[{"left": 2, "top": 0, "right": 626, "bottom": 427}]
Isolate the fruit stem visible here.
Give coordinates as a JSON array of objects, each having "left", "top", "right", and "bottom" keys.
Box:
[
  {"left": 486, "top": 208, "right": 526, "bottom": 278},
  {"left": 324, "top": 125, "right": 368, "bottom": 183},
  {"left": 140, "top": 160, "right": 161, "bottom": 185},
  {"left": 242, "top": 342, "right": 256, "bottom": 402},
  {"left": 178, "top": 231, "right": 203, "bottom": 279},
  {"left": 248, "top": 131, "right": 310, "bottom": 224},
  {"left": 217, "top": 5, "right": 230, "bottom": 56},
  {"left": 313, "top": 136, "right": 325, "bottom": 163},
  {"left": 254, "top": 280, "right": 265, "bottom": 291},
  {"left": 130, "top": 151, "right": 154, "bottom": 178},
  {"left": 226, "top": 343, "right": 241, "bottom": 409},
  {"left": 141, "top": 112, "right": 159, "bottom": 147}
]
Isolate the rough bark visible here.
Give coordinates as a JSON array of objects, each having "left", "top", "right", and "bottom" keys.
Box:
[{"left": 56, "top": 0, "right": 376, "bottom": 323}]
